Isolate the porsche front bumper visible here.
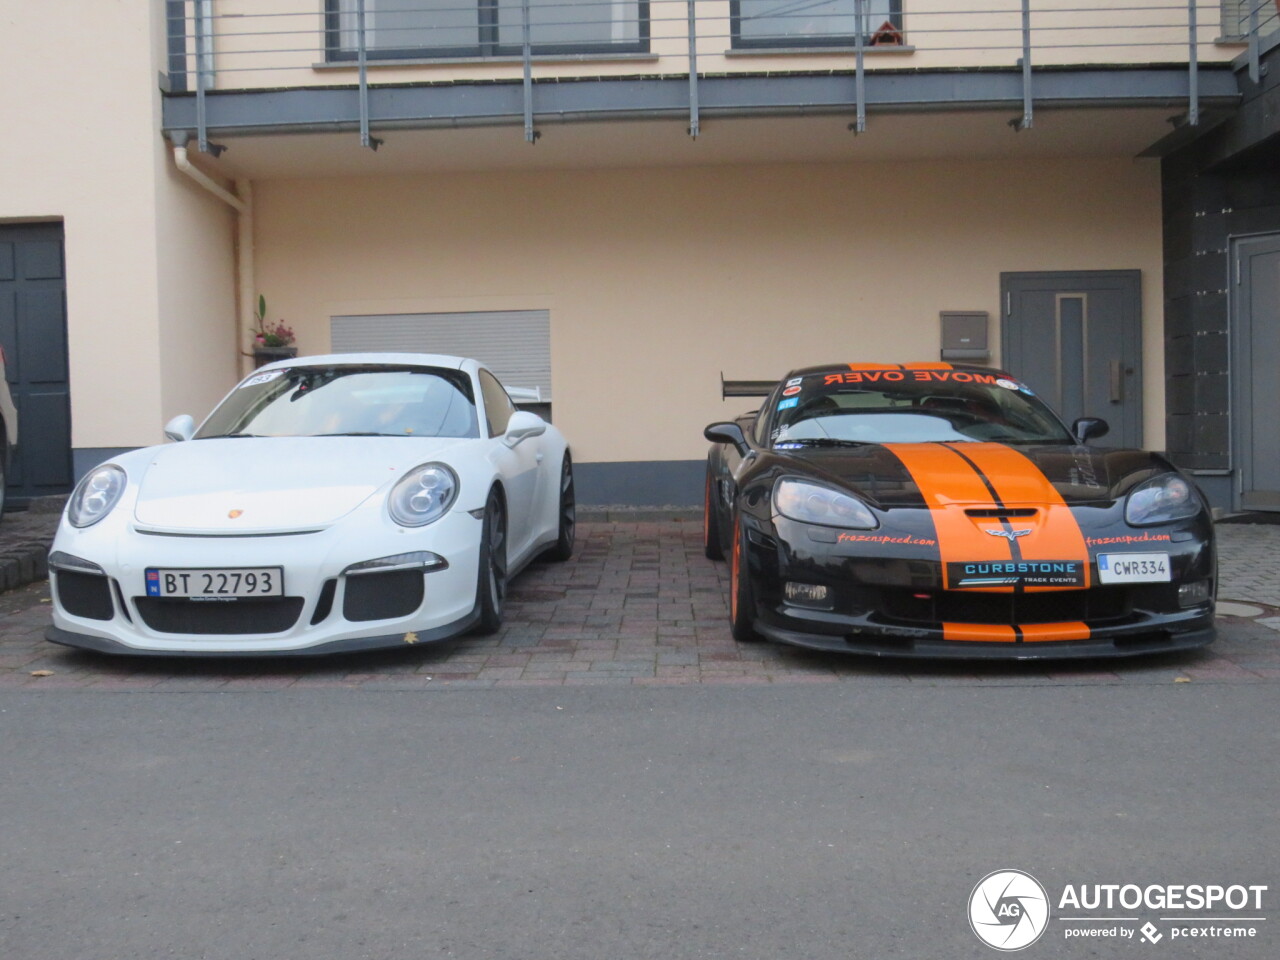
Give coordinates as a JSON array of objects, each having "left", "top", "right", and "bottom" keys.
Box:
[{"left": 45, "top": 507, "right": 485, "bottom": 656}]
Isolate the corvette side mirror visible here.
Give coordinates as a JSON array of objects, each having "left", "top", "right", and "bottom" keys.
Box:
[
  {"left": 504, "top": 410, "right": 547, "bottom": 447},
  {"left": 1072, "top": 417, "right": 1109, "bottom": 443},
  {"left": 164, "top": 414, "right": 195, "bottom": 442},
  {"left": 704, "top": 422, "right": 751, "bottom": 458}
]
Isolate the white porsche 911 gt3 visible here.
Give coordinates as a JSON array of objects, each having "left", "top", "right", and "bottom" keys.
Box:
[{"left": 46, "top": 354, "right": 574, "bottom": 656}]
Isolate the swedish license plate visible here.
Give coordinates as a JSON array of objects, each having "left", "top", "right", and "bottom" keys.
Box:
[
  {"left": 145, "top": 567, "right": 284, "bottom": 599},
  {"left": 1096, "top": 553, "right": 1171, "bottom": 584}
]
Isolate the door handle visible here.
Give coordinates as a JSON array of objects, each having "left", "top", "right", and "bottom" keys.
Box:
[{"left": 1109, "top": 360, "right": 1123, "bottom": 404}]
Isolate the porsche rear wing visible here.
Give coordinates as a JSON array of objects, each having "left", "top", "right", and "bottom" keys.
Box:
[
  {"left": 720, "top": 374, "right": 775, "bottom": 399},
  {"left": 506, "top": 386, "right": 544, "bottom": 402}
]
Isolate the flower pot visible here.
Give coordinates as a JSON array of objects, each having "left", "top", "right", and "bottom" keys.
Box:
[{"left": 253, "top": 345, "right": 298, "bottom": 368}]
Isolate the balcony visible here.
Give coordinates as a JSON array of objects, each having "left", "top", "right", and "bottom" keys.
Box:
[{"left": 161, "top": 1, "right": 1276, "bottom": 157}]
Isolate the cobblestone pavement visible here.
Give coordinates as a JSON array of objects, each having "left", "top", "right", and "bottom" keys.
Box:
[{"left": 1, "top": 520, "right": 1277, "bottom": 689}]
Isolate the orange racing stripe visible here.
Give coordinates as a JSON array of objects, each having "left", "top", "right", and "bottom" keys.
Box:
[
  {"left": 942, "top": 623, "right": 1017, "bottom": 642},
  {"left": 882, "top": 443, "right": 1017, "bottom": 591},
  {"left": 1020, "top": 622, "right": 1091, "bottom": 642},
  {"left": 944, "top": 443, "right": 1092, "bottom": 591}
]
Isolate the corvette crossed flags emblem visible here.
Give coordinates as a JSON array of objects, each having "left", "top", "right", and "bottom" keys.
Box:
[{"left": 986, "top": 528, "right": 1032, "bottom": 542}]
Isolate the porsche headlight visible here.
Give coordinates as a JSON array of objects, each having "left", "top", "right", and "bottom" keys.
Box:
[
  {"left": 388, "top": 463, "right": 458, "bottom": 527},
  {"left": 1125, "top": 473, "right": 1200, "bottom": 526},
  {"left": 67, "top": 465, "right": 127, "bottom": 528},
  {"left": 773, "top": 478, "right": 877, "bottom": 529}
]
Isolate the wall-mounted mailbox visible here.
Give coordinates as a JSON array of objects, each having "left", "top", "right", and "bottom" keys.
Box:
[{"left": 940, "top": 311, "right": 990, "bottom": 362}]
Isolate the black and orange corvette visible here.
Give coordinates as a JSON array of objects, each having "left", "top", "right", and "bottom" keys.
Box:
[{"left": 702, "top": 362, "right": 1216, "bottom": 659}]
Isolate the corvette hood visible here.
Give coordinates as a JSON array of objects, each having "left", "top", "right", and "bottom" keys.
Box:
[
  {"left": 782, "top": 442, "right": 1165, "bottom": 509},
  {"left": 131, "top": 436, "right": 472, "bottom": 533}
]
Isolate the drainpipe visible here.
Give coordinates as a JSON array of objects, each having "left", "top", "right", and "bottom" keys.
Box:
[{"left": 168, "top": 133, "right": 255, "bottom": 376}]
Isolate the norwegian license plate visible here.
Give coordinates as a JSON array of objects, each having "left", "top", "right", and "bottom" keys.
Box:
[
  {"left": 1096, "top": 553, "right": 1171, "bottom": 584},
  {"left": 145, "top": 567, "right": 284, "bottom": 599}
]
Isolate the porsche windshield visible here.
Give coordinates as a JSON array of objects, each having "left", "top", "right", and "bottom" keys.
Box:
[
  {"left": 770, "top": 371, "right": 1073, "bottom": 447},
  {"left": 196, "top": 366, "right": 480, "bottom": 439}
]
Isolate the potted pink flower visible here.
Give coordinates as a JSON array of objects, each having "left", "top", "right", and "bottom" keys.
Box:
[{"left": 251, "top": 295, "right": 297, "bottom": 367}]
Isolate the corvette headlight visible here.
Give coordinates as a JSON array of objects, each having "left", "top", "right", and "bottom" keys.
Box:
[
  {"left": 1125, "top": 473, "right": 1200, "bottom": 526},
  {"left": 388, "top": 463, "right": 458, "bottom": 527},
  {"left": 67, "top": 465, "right": 127, "bottom": 528},
  {"left": 773, "top": 478, "right": 877, "bottom": 529}
]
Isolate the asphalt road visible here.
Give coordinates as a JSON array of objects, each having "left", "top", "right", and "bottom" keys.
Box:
[{"left": 1, "top": 683, "right": 1275, "bottom": 960}]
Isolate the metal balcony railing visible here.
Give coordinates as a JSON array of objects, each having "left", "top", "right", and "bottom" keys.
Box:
[{"left": 165, "top": 1, "right": 1278, "bottom": 150}]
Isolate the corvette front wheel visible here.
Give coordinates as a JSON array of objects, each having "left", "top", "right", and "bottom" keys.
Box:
[
  {"left": 729, "top": 512, "right": 762, "bottom": 643},
  {"left": 475, "top": 489, "right": 507, "bottom": 634},
  {"left": 703, "top": 461, "right": 724, "bottom": 561}
]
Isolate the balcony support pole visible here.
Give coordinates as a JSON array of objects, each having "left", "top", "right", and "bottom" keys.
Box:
[
  {"left": 523, "top": 0, "right": 538, "bottom": 143},
  {"left": 1015, "top": 0, "right": 1033, "bottom": 130},
  {"left": 852, "top": 0, "right": 866, "bottom": 133},
  {"left": 687, "top": 0, "right": 700, "bottom": 139},
  {"left": 356, "top": 0, "right": 382, "bottom": 150},
  {"left": 1248, "top": 0, "right": 1261, "bottom": 84},
  {"left": 194, "top": 0, "right": 209, "bottom": 152},
  {"left": 1187, "top": 0, "right": 1200, "bottom": 125}
]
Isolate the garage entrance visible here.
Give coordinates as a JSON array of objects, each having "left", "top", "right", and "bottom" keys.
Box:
[
  {"left": 1232, "top": 233, "right": 1280, "bottom": 512},
  {"left": 0, "top": 223, "right": 74, "bottom": 507}
]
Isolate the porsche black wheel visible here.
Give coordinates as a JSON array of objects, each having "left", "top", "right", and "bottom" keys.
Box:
[
  {"left": 728, "top": 512, "right": 762, "bottom": 643},
  {"left": 703, "top": 461, "right": 724, "bottom": 561},
  {"left": 475, "top": 489, "right": 508, "bottom": 634},
  {"left": 544, "top": 453, "right": 575, "bottom": 562}
]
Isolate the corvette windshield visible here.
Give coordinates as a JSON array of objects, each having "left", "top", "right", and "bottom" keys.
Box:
[
  {"left": 771, "top": 371, "right": 1073, "bottom": 447},
  {"left": 196, "top": 365, "right": 480, "bottom": 440}
]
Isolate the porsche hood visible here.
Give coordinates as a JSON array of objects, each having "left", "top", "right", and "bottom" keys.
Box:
[
  {"left": 130, "top": 436, "right": 471, "bottom": 533},
  {"left": 779, "top": 442, "right": 1165, "bottom": 509}
]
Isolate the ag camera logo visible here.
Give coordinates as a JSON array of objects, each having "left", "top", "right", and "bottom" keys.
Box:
[{"left": 969, "top": 869, "right": 1050, "bottom": 951}]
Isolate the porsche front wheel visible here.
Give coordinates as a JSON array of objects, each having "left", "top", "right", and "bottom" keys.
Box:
[
  {"left": 729, "top": 512, "right": 762, "bottom": 643},
  {"left": 475, "top": 489, "right": 508, "bottom": 634}
]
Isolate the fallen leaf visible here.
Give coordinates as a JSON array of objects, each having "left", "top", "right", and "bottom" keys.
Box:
[
  {"left": 403, "top": 631, "right": 420, "bottom": 644},
  {"left": 29, "top": 670, "right": 54, "bottom": 678},
  {"left": 1173, "top": 677, "right": 1191, "bottom": 683}
]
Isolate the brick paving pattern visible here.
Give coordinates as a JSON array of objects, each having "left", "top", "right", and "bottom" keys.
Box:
[{"left": 1, "top": 520, "right": 1277, "bottom": 690}]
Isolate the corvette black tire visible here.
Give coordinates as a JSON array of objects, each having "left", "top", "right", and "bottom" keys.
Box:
[
  {"left": 475, "top": 488, "right": 508, "bottom": 634},
  {"left": 703, "top": 461, "right": 725, "bottom": 561},
  {"left": 729, "top": 512, "right": 762, "bottom": 643},
  {"left": 544, "top": 454, "right": 575, "bottom": 562}
]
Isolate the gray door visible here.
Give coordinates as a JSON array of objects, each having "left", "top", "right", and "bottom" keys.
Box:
[
  {"left": 1001, "top": 271, "right": 1143, "bottom": 448},
  {"left": 0, "top": 224, "right": 74, "bottom": 505},
  {"left": 1232, "top": 234, "right": 1280, "bottom": 511}
]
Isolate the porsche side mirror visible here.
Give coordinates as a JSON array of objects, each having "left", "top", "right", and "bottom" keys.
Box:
[
  {"left": 705, "top": 422, "right": 751, "bottom": 458},
  {"left": 1072, "top": 417, "right": 1109, "bottom": 443},
  {"left": 504, "top": 410, "right": 547, "bottom": 447},
  {"left": 164, "top": 414, "right": 195, "bottom": 442}
]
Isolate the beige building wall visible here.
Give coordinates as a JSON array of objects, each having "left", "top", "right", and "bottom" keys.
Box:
[
  {"left": 252, "top": 156, "right": 1165, "bottom": 464},
  {"left": 0, "top": 1, "right": 239, "bottom": 453}
]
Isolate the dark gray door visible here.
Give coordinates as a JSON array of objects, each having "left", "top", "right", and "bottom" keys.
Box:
[
  {"left": 1232, "top": 234, "right": 1280, "bottom": 511},
  {"left": 1000, "top": 271, "right": 1143, "bottom": 448},
  {"left": 0, "top": 224, "right": 74, "bottom": 505}
]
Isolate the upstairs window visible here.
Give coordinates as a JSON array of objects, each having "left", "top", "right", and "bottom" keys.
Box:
[
  {"left": 327, "top": 0, "right": 649, "bottom": 59},
  {"left": 731, "top": 0, "right": 902, "bottom": 49}
]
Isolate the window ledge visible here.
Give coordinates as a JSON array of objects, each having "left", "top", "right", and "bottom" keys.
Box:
[
  {"left": 725, "top": 44, "right": 915, "bottom": 58},
  {"left": 314, "top": 52, "right": 661, "bottom": 70}
]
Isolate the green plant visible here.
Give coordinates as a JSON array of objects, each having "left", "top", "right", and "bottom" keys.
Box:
[{"left": 253, "top": 295, "right": 295, "bottom": 348}]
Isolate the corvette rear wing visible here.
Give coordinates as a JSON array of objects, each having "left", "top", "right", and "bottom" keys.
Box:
[{"left": 720, "top": 374, "right": 775, "bottom": 399}]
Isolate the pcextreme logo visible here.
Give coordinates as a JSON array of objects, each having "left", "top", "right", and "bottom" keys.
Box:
[
  {"left": 969, "top": 870, "right": 1050, "bottom": 951},
  {"left": 968, "top": 871, "right": 1269, "bottom": 950}
]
